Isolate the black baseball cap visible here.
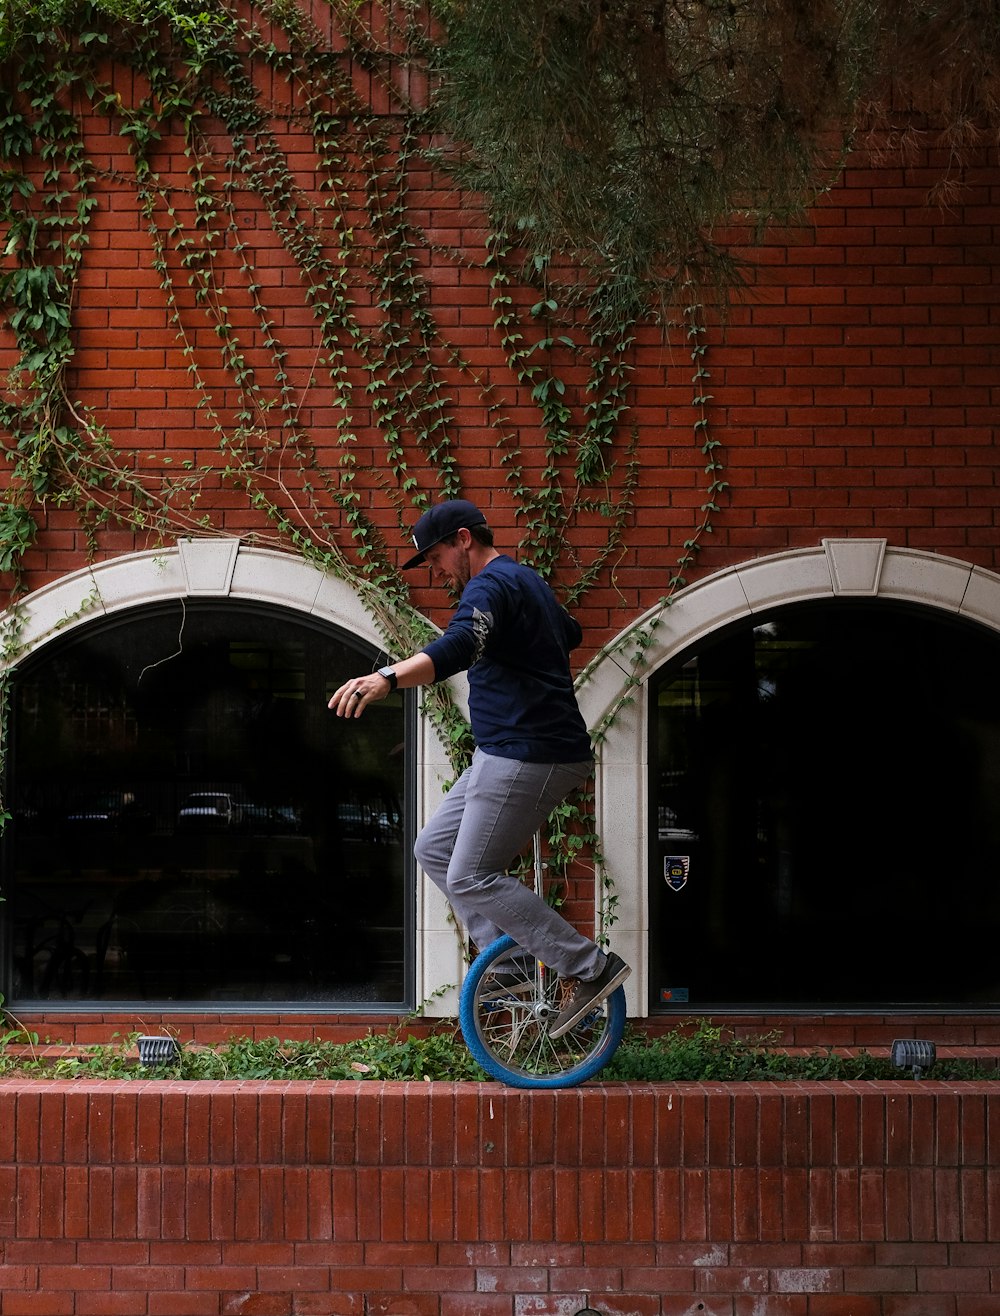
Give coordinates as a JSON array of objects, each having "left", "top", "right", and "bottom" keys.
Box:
[{"left": 401, "top": 499, "right": 488, "bottom": 570}]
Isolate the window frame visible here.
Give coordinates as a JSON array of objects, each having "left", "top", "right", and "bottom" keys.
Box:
[
  {"left": 1, "top": 595, "right": 417, "bottom": 1014},
  {"left": 578, "top": 540, "right": 1000, "bottom": 1019}
]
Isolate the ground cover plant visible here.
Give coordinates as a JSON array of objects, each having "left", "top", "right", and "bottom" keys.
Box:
[{"left": 0, "top": 1018, "right": 993, "bottom": 1082}]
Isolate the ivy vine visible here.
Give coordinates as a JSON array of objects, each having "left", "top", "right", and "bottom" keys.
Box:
[{"left": 0, "top": 0, "right": 730, "bottom": 944}]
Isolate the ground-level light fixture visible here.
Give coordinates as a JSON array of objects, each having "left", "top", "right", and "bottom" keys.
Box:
[
  {"left": 137, "top": 1035, "right": 182, "bottom": 1068},
  {"left": 890, "top": 1038, "right": 936, "bottom": 1078}
]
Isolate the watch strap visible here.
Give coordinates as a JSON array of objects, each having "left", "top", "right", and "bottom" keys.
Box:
[{"left": 377, "top": 665, "right": 398, "bottom": 691}]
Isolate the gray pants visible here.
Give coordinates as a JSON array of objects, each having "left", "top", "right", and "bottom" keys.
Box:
[{"left": 414, "top": 748, "right": 604, "bottom": 980}]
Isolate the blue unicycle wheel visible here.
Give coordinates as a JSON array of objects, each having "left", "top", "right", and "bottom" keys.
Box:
[{"left": 459, "top": 934, "right": 626, "bottom": 1089}]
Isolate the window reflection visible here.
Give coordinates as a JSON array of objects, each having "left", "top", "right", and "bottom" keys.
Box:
[
  {"left": 6, "top": 602, "right": 410, "bottom": 1007},
  {"left": 649, "top": 602, "right": 1000, "bottom": 1009}
]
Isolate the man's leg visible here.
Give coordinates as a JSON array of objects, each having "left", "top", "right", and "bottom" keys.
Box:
[
  {"left": 414, "top": 757, "right": 560, "bottom": 954},
  {"left": 442, "top": 751, "right": 604, "bottom": 981},
  {"left": 414, "top": 765, "right": 507, "bottom": 949}
]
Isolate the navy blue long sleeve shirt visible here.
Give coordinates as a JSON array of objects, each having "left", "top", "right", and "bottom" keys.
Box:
[{"left": 421, "top": 555, "right": 593, "bottom": 764}]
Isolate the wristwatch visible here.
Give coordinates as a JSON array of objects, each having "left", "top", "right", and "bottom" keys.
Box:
[{"left": 377, "top": 665, "right": 398, "bottom": 691}]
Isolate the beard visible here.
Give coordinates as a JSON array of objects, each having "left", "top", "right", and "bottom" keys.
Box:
[{"left": 445, "top": 558, "right": 471, "bottom": 597}]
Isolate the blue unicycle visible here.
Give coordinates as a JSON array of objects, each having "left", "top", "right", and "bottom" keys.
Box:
[{"left": 458, "top": 834, "right": 627, "bottom": 1089}]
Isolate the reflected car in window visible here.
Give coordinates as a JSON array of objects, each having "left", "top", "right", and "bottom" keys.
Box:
[
  {"left": 177, "top": 792, "right": 239, "bottom": 830},
  {"left": 64, "top": 790, "right": 152, "bottom": 833}
]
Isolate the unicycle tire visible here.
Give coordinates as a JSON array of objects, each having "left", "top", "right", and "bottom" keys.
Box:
[{"left": 459, "top": 934, "right": 626, "bottom": 1089}]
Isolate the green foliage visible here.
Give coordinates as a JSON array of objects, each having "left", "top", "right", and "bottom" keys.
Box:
[
  {"left": 602, "top": 1019, "right": 987, "bottom": 1083},
  {"left": 428, "top": 0, "right": 1000, "bottom": 302},
  {"left": 0, "top": 501, "right": 36, "bottom": 572},
  {"left": 5, "top": 1026, "right": 487, "bottom": 1081},
  {"left": 0, "top": 991, "right": 39, "bottom": 1058},
  {"left": 0, "top": 0, "right": 725, "bottom": 601},
  {"left": 1, "top": 1019, "right": 995, "bottom": 1082}
]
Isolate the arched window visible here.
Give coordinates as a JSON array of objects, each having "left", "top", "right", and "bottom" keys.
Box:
[
  {"left": 648, "top": 600, "right": 1000, "bottom": 1010},
  {"left": 4, "top": 600, "right": 412, "bottom": 1009}
]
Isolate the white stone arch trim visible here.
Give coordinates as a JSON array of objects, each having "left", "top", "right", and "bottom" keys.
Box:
[
  {"left": 8, "top": 539, "right": 468, "bottom": 1015},
  {"left": 578, "top": 540, "right": 1000, "bottom": 1017}
]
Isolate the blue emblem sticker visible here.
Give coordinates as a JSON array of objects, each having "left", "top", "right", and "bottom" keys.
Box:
[
  {"left": 664, "top": 855, "right": 690, "bottom": 891},
  {"left": 660, "top": 987, "right": 690, "bottom": 1003}
]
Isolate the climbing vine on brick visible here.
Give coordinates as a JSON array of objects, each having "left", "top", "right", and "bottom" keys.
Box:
[{"left": 0, "top": 1, "right": 731, "bottom": 939}]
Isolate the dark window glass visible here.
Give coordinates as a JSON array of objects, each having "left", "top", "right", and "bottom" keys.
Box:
[
  {"left": 649, "top": 601, "right": 1000, "bottom": 1010},
  {"left": 4, "top": 601, "right": 411, "bottom": 1008}
]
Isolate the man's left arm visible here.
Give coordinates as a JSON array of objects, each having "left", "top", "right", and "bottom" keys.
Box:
[
  {"left": 328, "top": 651, "right": 436, "bottom": 719},
  {"left": 562, "top": 608, "right": 583, "bottom": 651}
]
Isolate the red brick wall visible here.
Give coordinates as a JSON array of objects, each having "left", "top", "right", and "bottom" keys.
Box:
[
  {"left": 707, "top": 156, "right": 1000, "bottom": 573},
  {"left": 0, "top": 41, "right": 997, "bottom": 659},
  {"left": 0, "top": 1078, "right": 997, "bottom": 1315}
]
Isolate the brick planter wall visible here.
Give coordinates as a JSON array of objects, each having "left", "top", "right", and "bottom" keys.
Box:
[{"left": 1, "top": 1078, "right": 997, "bottom": 1315}]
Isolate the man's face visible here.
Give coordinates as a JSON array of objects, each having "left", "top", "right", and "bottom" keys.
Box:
[{"left": 424, "top": 534, "right": 471, "bottom": 595}]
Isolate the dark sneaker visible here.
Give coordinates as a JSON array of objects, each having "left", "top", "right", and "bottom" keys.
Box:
[{"left": 548, "top": 953, "right": 631, "bottom": 1038}]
